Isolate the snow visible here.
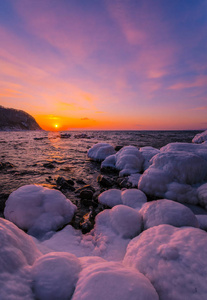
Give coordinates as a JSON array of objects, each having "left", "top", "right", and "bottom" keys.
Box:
[
  {"left": 32, "top": 252, "right": 81, "bottom": 300},
  {"left": 140, "top": 199, "right": 199, "bottom": 229},
  {"left": 127, "top": 173, "right": 141, "bottom": 187},
  {"left": 192, "top": 130, "right": 207, "bottom": 143},
  {"left": 165, "top": 182, "right": 199, "bottom": 205},
  {"left": 98, "top": 188, "right": 147, "bottom": 209},
  {"left": 87, "top": 143, "right": 115, "bottom": 161},
  {"left": 4, "top": 185, "right": 77, "bottom": 238},
  {"left": 101, "top": 145, "right": 144, "bottom": 176},
  {"left": 123, "top": 224, "right": 207, "bottom": 300},
  {"left": 72, "top": 261, "right": 159, "bottom": 300}
]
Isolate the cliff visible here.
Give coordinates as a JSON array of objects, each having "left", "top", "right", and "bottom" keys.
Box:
[{"left": 0, "top": 106, "right": 42, "bottom": 131}]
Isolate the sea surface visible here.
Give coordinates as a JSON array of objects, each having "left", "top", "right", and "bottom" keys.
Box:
[{"left": 0, "top": 130, "right": 202, "bottom": 201}]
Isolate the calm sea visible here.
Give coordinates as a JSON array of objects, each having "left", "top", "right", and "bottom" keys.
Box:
[{"left": 0, "top": 130, "right": 202, "bottom": 200}]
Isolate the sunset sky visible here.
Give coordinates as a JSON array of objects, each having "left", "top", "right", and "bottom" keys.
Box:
[{"left": 0, "top": 0, "right": 207, "bottom": 130}]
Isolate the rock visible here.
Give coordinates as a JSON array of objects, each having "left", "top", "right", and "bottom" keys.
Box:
[
  {"left": 0, "top": 161, "right": 15, "bottom": 170},
  {"left": 115, "top": 145, "right": 123, "bottom": 151},
  {"left": 75, "top": 185, "right": 95, "bottom": 195},
  {"left": 76, "top": 179, "right": 86, "bottom": 185},
  {"left": 97, "top": 175, "right": 114, "bottom": 187},
  {"left": 80, "top": 190, "right": 93, "bottom": 200},
  {"left": 43, "top": 162, "right": 55, "bottom": 169},
  {"left": 117, "top": 177, "right": 131, "bottom": 188},
  {"left": 67, "top": 179, "right": 75, "bottom": 186}
]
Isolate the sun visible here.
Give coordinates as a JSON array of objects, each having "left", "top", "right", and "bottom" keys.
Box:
[{"left": 54, "top": 124, "right": 59, "bottom": 128}]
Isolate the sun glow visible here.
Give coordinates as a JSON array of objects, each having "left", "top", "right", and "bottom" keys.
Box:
[{"left": 54, "top": 124, "right": 59, "bottom": 128}]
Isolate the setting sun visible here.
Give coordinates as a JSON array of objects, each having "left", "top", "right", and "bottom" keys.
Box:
[{"left": 55, "top": 124, "right": 59, "bottom": 128}]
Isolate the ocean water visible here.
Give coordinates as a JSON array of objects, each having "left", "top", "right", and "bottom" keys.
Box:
[{"left": 0, "top": 130, "right": 201, "bottom": 200}]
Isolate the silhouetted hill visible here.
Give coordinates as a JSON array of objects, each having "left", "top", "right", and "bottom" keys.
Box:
[{"left": 0, "top": 106, "right": 42, "bottom": 131}]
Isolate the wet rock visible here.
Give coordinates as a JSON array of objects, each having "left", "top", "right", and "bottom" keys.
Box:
[
  {"left": 0, "top": 193, "right": 9, "bottom": 213},
  {"left": 0, "top": 162, "right": 15, "bottom": 170},
  {"left": 55, "top": 176, "right": 75, "bottom": 191},
  {"left": 75, "top": 185, "right": 95, "bottom": 195},
  {"left": 117, "top": 177, "right": 132, "bottom": 188},
  {"left": 80, "top": 190, "right": 93, "bottom": 200},
  {"left": 67, "top": 179, "right": 75, "bottom": 186},
  {"left": 76, "top": 179, "right": 86, "bottom": 185},
  {"left": 60, "top": 133, "right": 71, "bottom": 138},
  {"left": 97, "top": 175, "right": 114, "bottom": 187},
  {"left": 43, "top": 162, "right": 55, "bottom": 169},
  {"left": 74, "top": 133, "right": 89, "bottom": 139},
  {"left": 80, "top": 198, "right": 98, "bottom": 208}
]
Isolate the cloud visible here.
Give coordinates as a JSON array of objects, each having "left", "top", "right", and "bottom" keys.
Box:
[
  {"left": 190, "top": 106, "right": 207, "bottom": 111},
  {"left": 81, "top": 117, "right": 89, "bottom": 120}
]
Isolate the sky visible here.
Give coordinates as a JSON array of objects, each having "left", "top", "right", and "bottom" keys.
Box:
[{"left": 0, "top": 0, "right": 207, "bottom": 131}]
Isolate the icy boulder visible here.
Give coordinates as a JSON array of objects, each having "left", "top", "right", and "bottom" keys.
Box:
[
  {"left": 140, "top": 199, "right": 199, "bottom": 229},
  {"left": 72, "top": 261, "right": 159, "bottom": 300},
  {"left": 101, "top": 145, "right": 144, "bottom": 176},
  {"left": 192, "top": 130, "right": 207, "bottom": 144},
  {"left": 95, "top": 205, "right": 142, "bottom": 239},
  {"left": 123, "top": 224, "right": 207, "bottom": 300},
  {"left": 32, "top": 252, "right": 81, "bottom": 300},
  {"left": 87, "top": 143, "right": 115, "bottom": 161},
  {"left": 139, "top": 146, "right": 160, "bottom": 170},
  {"left": 4, "top": 185, "right": 77, "bottom": 237},
  {"left": 98, "top": 188, "right": 147, "bottom": 209},
  {"left": 0, "top": 218, "right": 41, "bottom": 299}
]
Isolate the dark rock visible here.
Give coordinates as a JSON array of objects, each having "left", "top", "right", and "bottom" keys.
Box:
[
  {"left": 97, "top": 175, "right": 114, "bottom": 187},
  {"left": 74, "top": 133, "right": 89, "bottom": 139},
  {"left": 43, "top": 162, "right": 55, "bottom": 169},
  {"left": 75, "top": 185, "right": 95, "bottom": 194},
  {"left": 34, "top": 137, "right": 46, "bottom": 140},
  {"left": 115, "top": 145, "right": 123, "bottom": 151},
  {"left": 0, "top": 105, "right": 42, "bottom": 131},
  {"left": 117, "top": 177, "right": 132, "bottom": 188},
  {"left": 0, "top": 193, "right": 9, "bottom": 213},
  {"left": 55, "top": 176, "right": 75, "bottom": 191},
  {"left": 76, "top": 179, "right": 86, "bottom": 185},
  {"left": 80, "top": 219, "right": 93, "bottom": 234},
  {"left": 80, "top": 190, "right": 93, "bottom": 200},
  {"left": 92, "top": 191, "right": 101, "bottom": 202},
  {"left": 0, "top": 162, "right": 15, "bottom": 170},
  {"left": 60, "top": 133, "right": 71, "bottom": 138},
  {"left": 66, "top": 179, "right": 75, "bottom": 186}
]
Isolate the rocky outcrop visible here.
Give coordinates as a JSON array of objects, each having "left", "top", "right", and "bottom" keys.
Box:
[{"left": 0, "top": 106, "right": 42, "bottom": 130}]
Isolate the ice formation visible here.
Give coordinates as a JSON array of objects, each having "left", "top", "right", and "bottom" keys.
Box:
[
  {"left": 87, "top": 143, "right": 115, "bottom": 161},
  {"left": 192, "top": 129, "right": 207, "bottom": 143},
  {"left": 197, "top": 183, "right": 207, "bottom": 209},
  {"left": 123, "top": 224, "right": 207, "bottom": 300},
  {"left": 98, "top": 188, "right": 147, "bottom": 209},
  {"left": 4, "top": 185, "right": 77, "bottom": 237},
  {"left": 139, "top": 146, "right": 160, "bottom": 170},
  {"left": 139, "top": 199, "right": 199, "bottom": 229},
  {"left": 101, "top": 145, "right": 144, "bottom": 176}
]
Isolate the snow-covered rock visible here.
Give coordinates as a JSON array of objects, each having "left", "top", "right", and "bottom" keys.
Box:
[
  {"left": 98, "top": 188, "right": 147, "bottom": 209},
  {"left": 140, "top": 199, "right": 199, "bottom": 229},
  {"left": 192, "top": 130, "right": 207, "bottom": 144},
  {"left": 123, "top": 224, "right": 207, "bottom": 300},
  {"left": 165, "top": 182, "right": 199, "bottom": 205},
  {"left": 95, "top": 205, "right": 142, "bottom": 239},
  {"left": 32, "top": 252, "right": 81, "bottom": 300},
  {"left": 196, "top": 215, "right": 207, "bottom": 231},
  {"left": 101, "top": 145, "right": 144, "bottom": 176},
  {"left": 0, "top": 218, "right": 41, "bottom": 300},
  {"left": 87, "top": 143, "right": 115, "bottom": 161},
  {"left": 4, "top": 185, "right": 77, "bottom": 237},
  {"left": 197, "top": 183, "right": 207, "bottom": 209},
  {"left": 127, "top": 173, "right": 141, "bottom": 187},
  {"left": 72, "top": 261, "right": 159, "bottom": 300},
  {"left": 139, "top": 146, "right": 160, "bottom": 170}
]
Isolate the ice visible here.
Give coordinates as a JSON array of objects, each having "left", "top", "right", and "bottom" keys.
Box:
[
  {"left": 4, "top": 185, "right": 77, "bottom": 238},
  {"left": 32, "top": 252, "right": 81, "bottom": 300},
  {"left": 139, "top": 146, "right": 160, "bottom": 170},
  {"left": 72, "top": 261, "right": 159, "bottom": 300},
  {"left": 140, "top": 199, "right": 199, "bottom": 229},
  {"left": 87, "top": 143, "right": 115, "bottom": 161},
  {"left": 165, "top": 182, "right": 199, "bottom": 205},
  {"left": 101, "top": 145, "right": 144, "bottom": 176},
  {"left": 196, "top": 215, "right": 207, "bottom": 230},
  {"left": 127, "top": 173, "right": 141, "bottom": 187},
  {"left": 123, "top": 224, "right": 207, "bottom": 300},
  {"left": 98, "top": 188, "right": 147, "bottom": 209},
  {"left": 192, "top": 130, "right": 207, "bottom": 143}
]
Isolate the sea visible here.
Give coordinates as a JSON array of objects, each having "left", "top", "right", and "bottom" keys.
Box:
[{"left": 0, "top": 130, "right": 202, "bottom": 206}]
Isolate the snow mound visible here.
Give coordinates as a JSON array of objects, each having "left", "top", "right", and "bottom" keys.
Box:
[
  {"left": 98, "top": 188, "right": 147, "bottom": 209},
  {"left": 140, "top": 146, "right": 160, "bottom": 170},
  {"left": 123, "top": 224, "right": 207, "bottom": 300},
  {"left": 101, "top": 145, "right": 144, "bottom": 176},
  {"left": 4, "top": 185, "right": 77, "bottom": 237},
  {"left": 87, "top": 143, "right": 115, "bottom": 161},
  {"left": 32, "top": 252, "right": 81, "bottom": 300},
  {"left": 0, "top": 218, "right": 41, "bottom": 300},
  {"left": 197, "top": 183, "right": 207, "bottom": 209},
  {"left": 127, "top": 173, "right": 141, "bottom": 187},
  {"left": 196, "top": 215, "right": 207, "bottom": 231},
  {"left": 165, "top": 182, "right": 199, "bottom": 205},
  {"left": 192, "top": 130, "right": 207, "bottom": 143},
  {"left": 72, "top": 261, "right": 159, "bottom": 300},
  {"left": 95, "top": 205, "right": 142, "bottom": 239},
  {"left": 140, "top": 199, "right": 199, "bottom": 229}
]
